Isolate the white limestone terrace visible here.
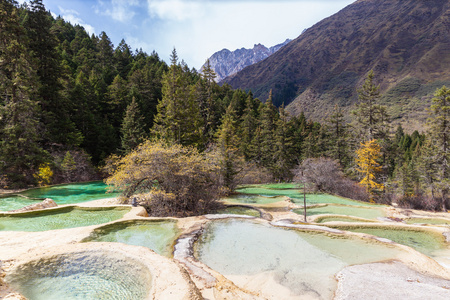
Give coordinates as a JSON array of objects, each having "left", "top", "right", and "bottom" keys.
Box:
[{"left": 1, "top": 195, "right": 450, "bottom": 299}]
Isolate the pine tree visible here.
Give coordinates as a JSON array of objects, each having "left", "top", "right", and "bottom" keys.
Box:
[
  {"left": 352, "top": 70, "right": 389, "bottom": 141},
  {"left": 121, "top": 97, "right": 147, "bottom": 153},
  {"left": 272, "top": 105, "right": 295, "bottom": 181},
  {"left": 327, "top": 105, "right": 350, "bottom": 166},
  {"left": 114, "top": 39, "right": 133, "bottom": 79},
  {"left": 61, "top": 151, "right": 77, "bottom": 182},
  {"left": 0, "top": 0, "right": 47, "bottom": 186},
  {"left": 395, "top": 161, "right": 415, "bottom": 198},
  {"left": 97, "top": 31, "right": 115, "bottom": 85},
  {"left": 108, "top": 74, "right": 130, "bottom": 130},
  {"left": 426, "top": 86, "right": 450, "bottom": 211},
  {"left": 259, "top": 91, "right": 278, "bottom": 170},
  {"left": 240, "top": 94, "right": 257, "bottom": 159},
  {"left": 201, "top": 59, "right": 217, "bottom": 143},
  {"left": 152, "top": 49, "right": 202, "bottom": 147},
  {"left": 417, "top": 137, "right": 440, "bottom": 204},
  {"left": 216, "top": 103, "right": 243, "bottom": 190},
  {"left": 24, "top": 0, "right": 76, "bottom": 146},
  {"left": 289, "top": 112, "right": 307, "bottom": 161}
]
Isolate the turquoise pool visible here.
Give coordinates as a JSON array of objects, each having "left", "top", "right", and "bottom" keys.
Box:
[
  {"left": 0, "top": 181, "right": 120, "bottom": 212},
  {"left": 83, "top": 220, "right": 179, "bottom": 257},
  {"left": 0, "top": 206, "right": 130, "bottom": 231}
]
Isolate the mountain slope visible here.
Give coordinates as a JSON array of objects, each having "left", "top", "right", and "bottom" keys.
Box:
[
  {"left": 222, "top": 0, "right": 450, "bottom": 128},
  {"left": 202, "top": 39, "right": 291, "bottom": 82}
]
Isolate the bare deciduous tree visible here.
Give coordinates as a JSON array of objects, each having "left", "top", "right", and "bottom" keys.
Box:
[{"left": 295, "top": 157, "right": 369, "bottom": 202}]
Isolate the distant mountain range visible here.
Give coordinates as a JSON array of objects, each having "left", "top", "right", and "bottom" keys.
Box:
[
  {"left": 222, "top": 0, "right": 450, "bottom": 130},
  {"left": 202, "top": 39, "right": 291, "bottom": 82}
]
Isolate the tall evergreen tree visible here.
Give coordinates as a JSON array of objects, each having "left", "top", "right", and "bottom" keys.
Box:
[
  {"left": 108, "top": 74, "right": 130, "bottom": 130},
  {"left": 24, "top": 0, "right": 80, "bottom": 146},
  {"left": 417, "top": 137, "right": 440, "bottom": 205},
  {"left": 272, "top": 105, "right": 295, "bottom": 181},
  {"left": 121, "top": 97, "right": 147, "bottom": 153},
  {"left": 327, "top": 105, "right": 350, "bottom": 166},
  {"left": 216, "top": 103, "right": 243, "bottom": 190},
  {"left": 258, "top": 91, "right": 278, "bottom": 170},
  {"left": 152, "top": 49, "right": 202, "bottom": 147},
  {"left": 201, "top": 59, "right": 217, "bottom": 143},
  {"left": 97, "top": 31, "right": 115, "bottom": 85},
  {"left": 352, "top": 70, "right": 389, "bottom": 141},
  {"left": 426, "top": 86, "right": 450, "bottom": 211},
  {"left": 240, "top": 94, "right": 257, "bottom": 159},
  {"left": 114, "top": 39, "right": 133, "bottom": 79},
  {"left": 0, "top": 0, "right": 47, "bottom": 186}
]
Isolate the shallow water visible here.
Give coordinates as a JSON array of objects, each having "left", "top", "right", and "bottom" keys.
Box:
[
  {"left": 236, "top": 186, "right": 376, "bottom": 207},
  {"left": 315, "top": 216, "right": 376, "bottom": 223},
  {"left": 0, "top": 181, "right": 119, "bottom": 212},
  {"left": 0, "top": 207, "right": 129, "bottom": 232},
  {"left": 216, "top": 206, "right": 261, "bottom": 217},
  {"left": 222, "top": 194, "right": 285, "bottom": 205},
  {"left": 335, "top": 226, "right": 448, "bottom": 257},
  {"left": 6, "top": 251, "right": 151, "bottom": 300},
  {"left": 290, "top": 193, "right": 378, "bottom": 207},
  {"left": 235, "top": 186, "right": 302, "bottom": 198},
  {"left": 256, "top": 183, "right": 300, "bottom": 189},
  {"left": 405, "top": 218, "right": 450, "bottom": 225},
  {"left": 294, "top": 205, "right": 386, "bottom": 220},
  {"left": 0, "top": 196, "right": 37, "bottom": 212},
  {"left": 83, "top": 220, "right": 179, "bottom": 257},
  {"left": 194, "top": 219, "right": 403, "bottom": 299}
]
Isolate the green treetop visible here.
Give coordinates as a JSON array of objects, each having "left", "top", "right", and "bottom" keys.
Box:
[{"left": 121, "top": 97, "right": 147, "bottom": 153}]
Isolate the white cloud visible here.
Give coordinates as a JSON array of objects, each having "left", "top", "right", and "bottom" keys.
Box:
[
  {"left": 147, "top": 0, "right": 206, "bottom": 21},
  {"left": 97, "top": 0, "right": 141, "bottom": 23},
  {"left": 143, "top": 0, "right": 354, "bottom": 68},
  {"left": 58, "top": 6, "right": 96, "bottom": 35}
]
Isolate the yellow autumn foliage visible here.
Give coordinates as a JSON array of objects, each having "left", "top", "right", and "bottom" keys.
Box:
[
  {"left": 355, "top": 139, "right": 384, "bottom": 199},
  {"left": 34, "top": 163, "right": 53, "bottom": 186}
]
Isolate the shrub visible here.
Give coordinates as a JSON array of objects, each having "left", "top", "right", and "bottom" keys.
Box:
[
  {"left": 105, "top": 140, "right": 226, "bottom": 217},
  {"left": 397, "top": 194, "right": 448, "bottom": 211}
]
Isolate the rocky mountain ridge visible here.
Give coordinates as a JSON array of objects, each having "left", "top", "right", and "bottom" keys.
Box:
[{"left": 202, "top": 39, "right": 291, "bottom": 82}]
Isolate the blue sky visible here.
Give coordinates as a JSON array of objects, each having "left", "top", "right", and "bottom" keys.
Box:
[{"left": 20, "top": 0, "right": 355, "bottom": 69}]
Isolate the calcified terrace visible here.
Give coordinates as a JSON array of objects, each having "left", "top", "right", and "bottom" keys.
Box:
[{"left": 1, "top": 184, "right": 450, "bottom": 299}]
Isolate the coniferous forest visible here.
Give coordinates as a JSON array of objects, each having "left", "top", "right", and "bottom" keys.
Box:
[{"left": 1, "top": 0, "right": 449, "bottom": 212}]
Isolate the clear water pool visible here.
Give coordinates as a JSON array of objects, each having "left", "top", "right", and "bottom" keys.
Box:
[
  {"left": 0, "top": 196, "right": 37, "bottom": 212},
  {"left": 333, "top": 225, "right": 448, "bottom": 257},
  {"left": 6, "top": 250, "right": 151, "bottom": 300},
  {"left": 194, "top": 219, "right": 403, "bottom": 299},
  {"left": 222, "top": 194, "right": 286, "bottom": 205},
  {"left": 293, "top": 205, "right": 386, "bottom": 220},
  {"left": 236, "top": 185, "right": 377, "bottom": 207},
  {"left": 83, "top": 220, "right": 179, "bottom": 257},
  {"left": 0, "top": 207, "right": 130, "bottom": 232},
  {"left": 315, "top": 216, "right": 377, "bottom": 223},
  {"left": 216, "top": 206, "right": 261, "bottom": 217},
  {"left": 235, "top": 186, "right": 302, "bottom": 198},
  {"left": 405, "top": 218, "right": 450, "bottom": 225},
  {"left": 250, "top": 183, "right": 300, "bottom": 189},
  {"left": 0, "top": 181, "right": 120, "bottom": 212}
]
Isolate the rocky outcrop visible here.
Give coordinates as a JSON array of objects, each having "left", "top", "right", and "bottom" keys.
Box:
[
  {"left": 202, "top": 39, "right": 291, "bottom": 82},
  {"left": 10, "top": 199, "right": 57, "bottom": 213}
]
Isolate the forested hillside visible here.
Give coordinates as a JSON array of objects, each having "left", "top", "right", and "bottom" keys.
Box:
[
  {"left": 223, "top": 0, "right": 450, "bottom": 130},
  {"left": 0, "top": 0, "right": 170, "bottom": 186},
  {"left": 1, "top": 0, "right": 449, "bottom": 213}
]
